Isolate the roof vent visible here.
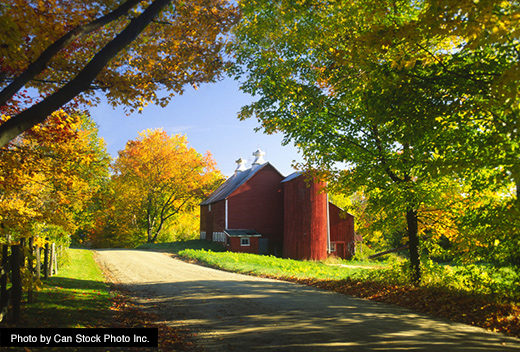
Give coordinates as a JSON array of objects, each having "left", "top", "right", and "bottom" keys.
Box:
[
  {"left": 252, "top": 149, "right": 266, "bottom": 166},
  {"left": 235, "top": 157, "right": 247, "bottom": 175}
]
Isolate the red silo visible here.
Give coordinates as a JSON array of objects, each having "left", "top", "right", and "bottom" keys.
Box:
[{"left": 282, "top": 172, "right": 328, "bottom": 260}]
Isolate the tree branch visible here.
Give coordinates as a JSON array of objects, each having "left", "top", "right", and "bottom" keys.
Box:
[
  {"left": 0, "top": 0, "right": 173, "bottom": 148},
  {"left": 371, "top": 125, "right": 404, "bottom": 183},
  {"left": 0, "top": 0, "right": 143, "bottom": 107}
]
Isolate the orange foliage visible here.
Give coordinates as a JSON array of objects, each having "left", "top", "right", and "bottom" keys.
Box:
[
  {"left": 109, "top": 129, "right": 223, "bottom": 245},
  {"left": 0, "top": 110, "right": 109, "bottom": 241}
]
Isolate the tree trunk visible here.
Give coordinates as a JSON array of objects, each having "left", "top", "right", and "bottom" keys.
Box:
[
  {"left": 150, "top": 220, "right": 164, "bottom": 244},
  {"left": 406, "top": 208, "right": 421, "bottom": 285},
  {"left": 147, "top": 217, "right": 155, "bottom": 243}
]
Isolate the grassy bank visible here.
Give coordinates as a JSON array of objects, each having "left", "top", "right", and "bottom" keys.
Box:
[
  {"left": 10, "top": 248, "right": 112, "bottom": 328},
  {"left": 1, "top": 247, "right": 204, "bottom": 352},
  {"left": 178, "top": 248, "right": 377, "bottom": 280}
]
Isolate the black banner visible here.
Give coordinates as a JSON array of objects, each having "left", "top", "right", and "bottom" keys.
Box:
[{"left": 0, "top": 328, "right": 158, "bottom": 347}]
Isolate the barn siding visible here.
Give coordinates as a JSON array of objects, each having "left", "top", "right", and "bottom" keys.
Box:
[
  {"left": 283, "top": 175, "right": 328, "bottom": 260},
  {"left": 329, "top": 203, "right": 355, "bottom": 259},
  {"left": 200, "top": 200, "right": 226, "bottom": 243},
  {"left": 227, "top": 164, "right": 285, "bottom": 255},
  {"left": 201, "top": 162, "right": 357, "bottom": 260},
  {"left": 227, "top": 237, "right": 259, "bottom": 254}
]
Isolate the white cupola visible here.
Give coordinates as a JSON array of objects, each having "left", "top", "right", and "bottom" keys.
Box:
[
  {"left": 235, "top": 157, "right": 247, "bottom": 175},
  {"left": 252, "top": 149, "right": 266, "bottom": 166}
]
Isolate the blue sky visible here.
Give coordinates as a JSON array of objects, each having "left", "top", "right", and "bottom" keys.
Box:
[{"left": 89, "top": 77, "right": 303, "bottom": 177}]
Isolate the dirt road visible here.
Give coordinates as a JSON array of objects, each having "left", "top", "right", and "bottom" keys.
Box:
[{"left": 95, "top": 249, "right": 520, "bottom": 351}]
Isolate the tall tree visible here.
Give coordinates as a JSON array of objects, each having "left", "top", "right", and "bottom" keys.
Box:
[
  {"left": 0, "top": 0, "right": 239, "bottom": 146},
  {"left": 0, "top": 110, "right": 110, "bottom": 242},
  {"left": 112, "top": 129, "right": 223, "bottom": 244},
  {"left": 231, "top": 0, "right": 520, "bottom": 282}
]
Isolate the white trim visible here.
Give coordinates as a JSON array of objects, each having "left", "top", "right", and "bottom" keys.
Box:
[
  {"left": 240, "top": 237, "right": 250, "bottom": 246},
  {"left": 225, "top": 199, "right": 228, "bottom": 229},
  {"left": 213, "top": 232, "right": 226, "bottom": 242}
]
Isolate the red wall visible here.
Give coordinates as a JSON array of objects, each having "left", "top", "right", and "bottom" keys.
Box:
[
  {"left": 200, "top": 200, "right": 226, "bottom": 242},
  {"left": 226, "top": 237, "right": 259, "bottom": 254},
  {"left": 227, "top": 164, "right": 285, "bottom": 255},
  {"left": 283, "top": 175, "right": 328, "bottom": 260},
  {"left": 329, "top": 203, "right": 355, "bottom": 259}
]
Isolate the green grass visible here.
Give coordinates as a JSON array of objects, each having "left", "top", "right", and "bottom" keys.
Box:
[
  {"left": 137, "top": 240, "right": 520, "bottom": 300},
  {"left": 175, "top": 245, "right": 519, "bottom": 301},
  {"left": 178, "top": 249, "right": 375, "bottom": 281},
  {"left": 15, "top": 248, "right": 112, "bottom": 328}
]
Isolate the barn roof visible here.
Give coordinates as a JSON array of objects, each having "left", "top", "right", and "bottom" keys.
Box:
[
  {"left": 281, "top": 171, "right": 303, "bottom": 183},
  {"left": 200, "top": 162, "right": 274, "bottom": 205}
]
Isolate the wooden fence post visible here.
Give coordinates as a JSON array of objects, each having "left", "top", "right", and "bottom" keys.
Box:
[
  {"left": 27, "top": 238, "right": 34, "bottom": 304},
  {"left": 0, "top": 245, "right": 7, "bottom": 310},
  {"left": 44, "top": 242, "right": 50, "bottom": 279},
  {"left": 11, "top": 245, "right": 22, "bottom": 323},
  {"left": 51, "top": 243, "right": 56, "bottom": 276},
  {"left": 35, "top": 245, "right": 41, "bottom": 281}
]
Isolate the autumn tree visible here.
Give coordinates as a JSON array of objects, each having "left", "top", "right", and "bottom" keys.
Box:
[
  {"left": 0, "top": 110, "right": 110, "bottom": 244},
  {"left": 231, "top": 1, "right": 520, "bottom": 282},
  {"left": 112, "top": 129, "right": 223, "bottom": 244},
  {"left": 0, "top": 0, "right": 239, "bottom": 146}
]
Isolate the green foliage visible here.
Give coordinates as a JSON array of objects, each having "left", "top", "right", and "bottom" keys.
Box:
[
  {"left": 365, "top": 258, "right": 520, "bottom": 300},
  {"left": 420, "top": 260, "right": 520, "bottom": 301},
  {"left": 351, "top": 243, "right": 377, "bottom": 261},
  {"left": 231, "top": 0, "right": 520, "bottom": 282}
]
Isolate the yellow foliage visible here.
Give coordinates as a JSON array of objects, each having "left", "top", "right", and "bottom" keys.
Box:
[
  {"left": 109, "top": 129, "right": 224, "bottom": 244},
  {"left": 0, "top": 110, "right": 109, "bottom": 240}
]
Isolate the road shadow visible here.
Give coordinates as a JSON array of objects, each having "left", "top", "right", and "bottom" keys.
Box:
[{"left": 120, "top": 277, "right": 520, "bottom": 352}]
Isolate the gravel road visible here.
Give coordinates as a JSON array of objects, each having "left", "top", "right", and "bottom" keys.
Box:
[{"left": 95, "top": 249, "right": 520, "bottom": 352}]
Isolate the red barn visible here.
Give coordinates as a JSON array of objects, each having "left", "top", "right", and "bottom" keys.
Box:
[
  {"left": 200, "top": 150, "right": 356, "bottom": 260},
  {"left": 328, "top": 203, "right": 355, "bottom": 259},
  {"left": 200, "top": 150, "right": 285, "bottom": 256}
]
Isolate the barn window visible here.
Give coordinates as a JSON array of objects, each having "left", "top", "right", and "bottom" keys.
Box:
[
  {"left": 330, "top": 242, "right": 336, "bottom": 252},
  {"left": 241, "top": 237, "right": 250, "bottom": 246}
]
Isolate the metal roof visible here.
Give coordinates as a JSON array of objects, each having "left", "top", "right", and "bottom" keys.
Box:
[
  {"left": 224, "top": 229, "right": 262, "bottom": 237},
  {"left": 200, "top": 163, "right": 270, "bottom": 205},
  {"left": 281, "top": 171, "right": 303, "bottom": 183}
]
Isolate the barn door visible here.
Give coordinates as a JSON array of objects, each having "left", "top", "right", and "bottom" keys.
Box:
[
  {"left": 259, "top": 238, "right": 269, "bottom": 255},
  {"left": 336, "top": 243, "right": 345, "bottom": 259}
]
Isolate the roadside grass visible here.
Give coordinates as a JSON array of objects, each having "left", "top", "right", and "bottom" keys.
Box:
[
  {"left": 1, "top": 248, "right": 204, "bottom": 352},
  {"left": 10, "top": 248, "right": 112, "bottom": 329},
  {"left": 178, "top": 249, "right": 375, "bottom": 280}
]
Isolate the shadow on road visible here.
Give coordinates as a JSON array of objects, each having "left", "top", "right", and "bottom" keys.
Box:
[{"left": 122, "top": 278, "right": 520, "bottom": 352}]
